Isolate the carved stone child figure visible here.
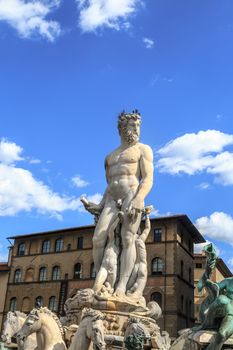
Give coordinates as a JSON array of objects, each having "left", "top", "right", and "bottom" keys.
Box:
[
  {"left": 93, "top": 213, "right": 121, "bottom": 292},
  {"left": 127, "top": 206, "right": 153, "bottom": 297}
]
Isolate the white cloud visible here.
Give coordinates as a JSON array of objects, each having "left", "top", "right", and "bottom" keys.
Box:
[
  {"left": 0, "top": 139, "right": 101, "bottom": 219},
  {"left": 29, "top": 158, "right": 41, "bottom": 164},
  {"left": 150, "top": 208, "right": 172, "bottom": 218},
  {"left": 157, "top": 130, "right": 233, "bottom": 185},
  {"left": 86, "top": 192, "right": 102, "bottom": 204},
  {"left": 207, "top": 151, "right": 233, "bottom": 185},
  {"left": 0, "top": 0, "right": 61, "bottom": 41},
  {"left": 196, "top": 182, "right": 210, "bottom": 190},
  {"left": 195, "top": 212, "right": 233, "bottom": 245},
  {"left": 143, "top": 37, "right": 154, "bottom": 49},
  {"left": 0, "top": 138, "right": 23, "bottom": 164},
  {"left": 76, "top": 0, "right": 141, "bottom": 32},
  {"left": 72, "top": 175, "right": 89, "bottom": 188},
  {"left": 0, "top": 163, "right": 81, "bottom": 217}
]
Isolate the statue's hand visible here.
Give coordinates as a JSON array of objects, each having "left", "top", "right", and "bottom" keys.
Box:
[
  {"left": 80, "top": 197, "right": 102, "bottom": 215},
  {"left": 127, "top": 197, "right": 143, "bottom": 218}
]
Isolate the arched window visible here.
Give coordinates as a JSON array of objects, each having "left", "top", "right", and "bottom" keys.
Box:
[
  {"left": 151, "top": 258, "right": 163, "bottom": 275},
  {"left": 52, "top": 266, "right": 61, "bottom": 280},
  {"left": 17, "top": 243, "right": 25, "bottom": 256},
  {"left": 42, "top": 240, "right": 50, "bottom": 253},
  {"left": 74, "top": 263, "right": 82, "bottom": 279},
  {"left": 35, "top": 296, "right": 43, "bottom": 307},
  {"left": 25, "top": 268, "right": 34, "bottom": 282},
  {"left": 90, "top": 263, "right": 96, "bottom": 279},
  {"left": 55, "top": 239, "right": 63, "bottom": 252},
  {"left": 49, "top": 296, "right": 58, "bottom": 312},
  {"left": 150, "top": 292, "right": 162, "bottom": 307},
  {"left": 10, "top": 298, "right": 17, "bottom": 311},
  {"left": 22, "top": 297, "right": 30, "bottom": 313},
  {"left": 14, "top": 269, "right": 22, "bottom": 283},
  {"left": 181, "top": 260, "right": 184, "bottom": 278},
  {"left": 39, "top": 267, "right": 47, "bottom": 281}
]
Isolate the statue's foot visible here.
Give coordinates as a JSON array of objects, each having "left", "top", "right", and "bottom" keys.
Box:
[
  {"left": 113, "top": 287, "right": 126, "bottom": 298},
  {"left": 126, "top": 290, "right": 139, "bottom": 298}
]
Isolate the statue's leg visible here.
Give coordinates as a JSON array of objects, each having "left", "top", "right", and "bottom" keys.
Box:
[
  {"left": 206, "top": 315, "right": 233, "bottom": 350},
  {"left": 200, "top": 296, "right": 228, "bottom": 330},
  {"left": 93, "top": 267, "right": 108, "bottom": 292},
  {"left": 114, "top": 193, "right": 141, "bottom": 297},
  {"left": 129, "top": 263, "right": 147, "bottom": 297},
  {"left": 93, "top": 199, "right": 117, "bottom": 272}
]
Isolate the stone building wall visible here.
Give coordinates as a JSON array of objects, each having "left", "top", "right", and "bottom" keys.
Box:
[{"left": 0, "top": 264, "right": 10, "bottom": 330}]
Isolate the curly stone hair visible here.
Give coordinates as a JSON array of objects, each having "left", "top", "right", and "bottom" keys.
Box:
[{"left": 117, "top": 110, "right": 141, "bottom": 136}]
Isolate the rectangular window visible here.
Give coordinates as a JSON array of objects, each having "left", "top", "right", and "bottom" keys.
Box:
[
  {"left": 154, "top": 228, "right": 162, "bottom": 242},
  {"left": 195, "top": 263, "right": 202, "bottom": 269},
  {"left": 77, "top": 237, "right": 83, "bottom": 250},
  {"left": 17, "top": 243, "right": 25, "bottom": 256}
]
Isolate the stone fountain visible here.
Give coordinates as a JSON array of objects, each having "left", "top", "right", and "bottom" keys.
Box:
[{"left": 62, "top": 110, "right": 171, "bottom": 350}]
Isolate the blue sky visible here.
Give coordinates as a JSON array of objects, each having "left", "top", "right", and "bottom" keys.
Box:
[{"left": 1, "top": 0, "right": 233, "bottom": 269}]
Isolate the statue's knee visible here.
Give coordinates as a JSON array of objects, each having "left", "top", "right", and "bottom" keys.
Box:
[
  {"left": 217, "top": 331, "right": 227, "bottom": 342},
  {"left": 217, "top": 295, "right": 229, "bottom": 306}
]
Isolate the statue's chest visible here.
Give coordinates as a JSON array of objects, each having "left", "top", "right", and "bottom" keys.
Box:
[{"left": 110, "top": 147, "right": 140, "bottom": 165}]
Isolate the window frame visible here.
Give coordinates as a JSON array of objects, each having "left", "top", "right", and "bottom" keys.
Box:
[
  {"left": 151, "top": 257, "right": 163, "bottom": 275},
  {"left": 74, "top": 263, "right": 82, "bottom": 279},
  {"left": 39, "top": 267, "right": 47, "bottom": 281},
  {"left": 153, "top": 228, "right": 162, "bottom": 242},
  {"left": 77, "top": 237, "right": 84, "bottom": 250},
  {"left": 42, "top": 240, "right": 50, "bottom": 253},
  {"left": 55, "top": 238, "right": 63, "bottom": 252},
  {"left": 52, "top": 266, "right": 61, "bottom": 281},
  {"left": 14, "top": 269, "right": 22, "bottom": 283},
  {"left": 10, "top": 298, "right": 17, "bottom": 311},
  {"left": 49, "top": 296, "right": 58, "bottom": 312},
  {"left": 17, "top": 243, "right": 25, "bottom": 256}
]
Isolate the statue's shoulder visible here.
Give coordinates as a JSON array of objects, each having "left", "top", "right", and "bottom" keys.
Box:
[
  {"left": 105, "top": 147, "right": 120, "bottom": 166},
  {"left": 138, "top": 143, "right": 153, "bottom": 161}
]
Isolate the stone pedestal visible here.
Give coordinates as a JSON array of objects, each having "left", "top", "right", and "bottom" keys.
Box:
[{"left": 63, "top": 289, "right": 170, "bottom": 350}]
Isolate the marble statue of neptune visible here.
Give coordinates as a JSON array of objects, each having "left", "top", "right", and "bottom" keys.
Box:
[{"left": 82, "top": 111, "right": 154, "bottom": 298}]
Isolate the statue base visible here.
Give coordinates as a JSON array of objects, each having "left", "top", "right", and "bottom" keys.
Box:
[
  {"left": 63, "top": 288, "right": 171, "bottom": 350},
  {"left": 170, "top": 329, "right": 233, "bottom": 350}
]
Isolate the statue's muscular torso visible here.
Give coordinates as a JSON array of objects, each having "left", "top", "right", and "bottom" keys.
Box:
[{"left": 105, "top": 143, "right": 148, "bottom": 201}]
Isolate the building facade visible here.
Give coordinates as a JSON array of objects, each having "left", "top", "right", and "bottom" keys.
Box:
[
  {"left": 194, "top": 253, "right": 232, "bottom": 324},
  {"left": 0, "top": 263, "right": 10, "bottom": 330},
  {"left": 2, "top": 215, "right": 205, "bottom": 338}
]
